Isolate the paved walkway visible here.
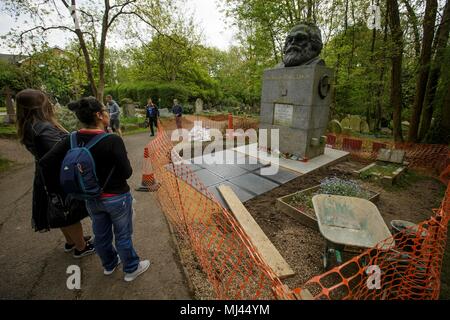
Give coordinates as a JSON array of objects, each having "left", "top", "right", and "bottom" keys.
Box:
[{"left": 0, "top": 133, "right": 192, "bottom": 299}]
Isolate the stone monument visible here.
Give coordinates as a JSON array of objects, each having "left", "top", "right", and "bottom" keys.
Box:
[
  {"left": 259, "top": 23, "right": 333, "bottom": 160},
  {"left": 195, "top": 98, "right": 204, "bottom": 114}
]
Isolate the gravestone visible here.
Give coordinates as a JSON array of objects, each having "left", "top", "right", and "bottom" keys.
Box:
[
  {"left": 159, "top": 108, "right": 171, "bottom": 118},
  {"left": 349, "top": 115, "right": 361, "bottom": 132},
  {"left": 341, "top": 117, "right": 351, "bottom": 129},
  {"left": 195, "top": 98, "right": 204, "bottom": 114},
  {"left": 328, "top": 119, "right": 343, "bottom": 134},
  {"left": 377, "top": 148, "right": 406, "bottom": 164},
  {"left": 122, "top": 103, "right": 136, "bottom": 118},
  {"left": 361, "top": 120, "right": 370, "bottom": 133}
]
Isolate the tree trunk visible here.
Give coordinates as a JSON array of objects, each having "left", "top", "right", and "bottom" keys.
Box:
[
  {"left": 97, "top": 0, "right": 110, "bottom": 103},
  {"left": 401, "top": 0, "right": 421, "bottom": 58},
  {"left": 408, "top": 0, "right": 438, "bottom": 142},
  {"left": 4, "top": 87, "right": 16, "bottom": 124},
  {"left": 64, "top": 0, "right": 97, "bottom": 97},
  {"left": 388, "top": 0, "right": 404, "bottom": 142},
  {"left": 419, "top": 0, "right": 450, "bottom": 141},
  {"left": 438, "top": 82, "right": 450, "bottom": 143}
]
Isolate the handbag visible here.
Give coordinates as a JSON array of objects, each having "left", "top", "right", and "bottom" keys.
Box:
[
  {"left": 47, "top": 193, "right": 70, "bottom": 228},
  {"left": 37, "top": 162, "right": 71, "bottom": 228}
]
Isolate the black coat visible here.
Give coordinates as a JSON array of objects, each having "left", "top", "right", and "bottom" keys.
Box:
[{"left": 23, "top": 121, "right": 88, "bottom": 232}]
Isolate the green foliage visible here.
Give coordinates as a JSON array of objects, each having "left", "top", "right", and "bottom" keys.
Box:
[
  {"left": 106, "top": 81, "right": 199, "bottom": 112},
  {"left": 55, "top": 106, "right": 80, "bottom": 132}
]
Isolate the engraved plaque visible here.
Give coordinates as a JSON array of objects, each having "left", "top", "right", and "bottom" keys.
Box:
[{"left": 273, "top": 104, "right": 294, "bottom": 126}]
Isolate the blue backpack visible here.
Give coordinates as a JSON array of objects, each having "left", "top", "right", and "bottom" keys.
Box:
[{"left": 60, "top": 132, "right": 113, "bottom": 200}]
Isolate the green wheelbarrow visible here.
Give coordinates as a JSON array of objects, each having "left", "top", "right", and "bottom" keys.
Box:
[{"left": 312, "top": 195, "right": 395, "bottom": 270}]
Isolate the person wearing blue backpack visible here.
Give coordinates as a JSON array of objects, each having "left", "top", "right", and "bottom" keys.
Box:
[
  {"left": 145, "top": 98, "right": 159, "bottom": 137},
  {"left": 40, "top": 97, "right": 150, "bottom": 282}
]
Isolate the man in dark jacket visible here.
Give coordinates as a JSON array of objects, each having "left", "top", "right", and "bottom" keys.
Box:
[
  {"left": 172, "top": 99, "right": 183, "bottom": 129},
  {"left": 145, "top": 98, "right": 159, "bottom": 137}
]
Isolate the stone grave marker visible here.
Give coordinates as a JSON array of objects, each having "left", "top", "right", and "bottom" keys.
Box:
[
  {"left": 328, "top": 120, "right": 343, "bottom": 134},
  {"left": 349, "top": 115, "right": 361, "bottom": 132},
  {"left": 361, "top": 120, "right": 370, "bottom": 133}
]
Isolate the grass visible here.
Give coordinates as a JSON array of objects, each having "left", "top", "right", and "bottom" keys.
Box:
[
  {"left": 360, "top": 163, "right": 403, "bottom": 179},
  {"left": 0, "top": 157, "right": 13, "bottom": 173},
  {"left": 0, "top": 124, "right": 17, "bottom": 138}
]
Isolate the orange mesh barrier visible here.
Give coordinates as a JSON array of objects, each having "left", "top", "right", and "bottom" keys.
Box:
[
  {"left": 144, "top": 121, "right": 293, "bottom": 300},
  {"left": 293, "top": 175, "right": 450, "bottom": 300},
  {"left": 143, "top": 118, "right": 449, "bottom": 300},
  {"left": 328, "top": 134, "right": 449, "bottom": 175}
]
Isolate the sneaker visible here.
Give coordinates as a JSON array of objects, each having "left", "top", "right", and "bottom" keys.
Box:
[
  {"left": 104, "top": 255, "right": 121, "bottom": 276},
  {"left": 124, "top": 260, "right": 150, "bottom": 282},
  {"left": 64, "top": 236, "right": 93, "bottom": 253},
  {"left": 73, "top": 241, "right": 95, "bottom": 259}
]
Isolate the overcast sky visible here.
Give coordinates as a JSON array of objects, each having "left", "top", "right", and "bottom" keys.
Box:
[{"left": 0, "top": 0, "right": 237, "bottom": 54}]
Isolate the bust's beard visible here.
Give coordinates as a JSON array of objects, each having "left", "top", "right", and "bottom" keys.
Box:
[{"left": 283, "top": 47, "right": 317, "bottom": 67}]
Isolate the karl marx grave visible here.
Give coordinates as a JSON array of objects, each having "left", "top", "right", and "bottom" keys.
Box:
[
  {"left": 182, "top": 24, "right": 349, "bottom": 209},
  {"left": 234, "top": 23, "right": 349, "bottom": 173}
]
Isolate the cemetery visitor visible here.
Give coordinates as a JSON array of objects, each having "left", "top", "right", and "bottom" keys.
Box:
[
  {"left": 172, "top": 99, "right": 183, "bottom": 129},
  {"left": 40, "top": 97, "right": 150, "bottom": 282},
  {"left": 106, "top": 95, "right": 123, "bottom": 137},
  {"left": 15, "top": 89, "right": 94, "bottom": 258},
  {"left": 145, "top": 98, "right": 160, "bottom": 137}
]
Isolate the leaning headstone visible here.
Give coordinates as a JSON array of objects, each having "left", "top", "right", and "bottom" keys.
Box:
[
  {"left": 349, "top": 115, "right": 361, "bottom": 132},
  {"left": 377, "top": 149, "right": 392, "bottom": 162},
  {"left": 328, "top": 120, "right": 343, "bottom": 134},
  {"left": 377, "top": 148, "right": 406, "bottom": 164},
  {"left": 389, "top": 150, "right": 406, "bottom": 164},
  {"left": 361, "top": 120, "right": 370, "bottom": 133},
  {"left": 159, "top": 108, "right": 171, "bottom": 118},
  {"left": 123, "top": 103, "right": 136, "bottom": 118},
  {"left": 341, "top": 117, "right": 351, "bottom": 129},
  {"left": 195, "top": 98, "right": 204, "bottom": 114}
]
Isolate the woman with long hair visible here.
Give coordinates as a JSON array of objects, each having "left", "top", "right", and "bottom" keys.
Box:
[
  {"left": 40, "top": 97, "right": 149, "bottom": 282},
  {"left": 16, "top": 89, "right": 94, "bottom": 258}
]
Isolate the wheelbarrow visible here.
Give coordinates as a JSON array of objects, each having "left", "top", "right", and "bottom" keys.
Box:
[{"left": 312, "top": 195, "right": 395, "bottom": 270}]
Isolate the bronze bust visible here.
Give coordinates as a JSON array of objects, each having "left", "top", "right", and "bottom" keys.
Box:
[{"left": 279, "top": 23, "right": 325, "bottom": 68}]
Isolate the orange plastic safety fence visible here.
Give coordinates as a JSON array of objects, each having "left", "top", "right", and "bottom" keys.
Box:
[
  {"left": 328, "top": 134, "right": 449, "bottom": 175},
  {"left": 294, "top": 174, "right": 450, "bottom": 300},
  {"left": 142, "top": 118, "right": 449, "bottom": 300},
  {"left": 144, "top": 122, "right": 293, "bottom": 300}
]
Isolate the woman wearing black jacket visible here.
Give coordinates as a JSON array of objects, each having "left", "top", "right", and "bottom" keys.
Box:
[
  {"left": 40, "top": 97, "right": 150, "bottom": 282},
  {"left": 16, "top": 89, "right": 94, "bottom": 258}
]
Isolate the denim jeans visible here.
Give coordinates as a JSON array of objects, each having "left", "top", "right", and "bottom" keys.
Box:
[{"left": 86, "top": 192, "right": 140, "bottom": 273}]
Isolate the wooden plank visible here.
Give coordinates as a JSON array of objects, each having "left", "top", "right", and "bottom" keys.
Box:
[{"left": 218, "top": 185, "right": 295, "bottom": 279}]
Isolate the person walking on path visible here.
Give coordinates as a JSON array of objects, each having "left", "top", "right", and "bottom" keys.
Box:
[
  {"left": 145, "top": 98, "right": 159, "bottom": 137},
  {"left": 172, "top": 99, "right": 183, "bottom": 129},
  {"left": 106, "top": 95, "right": 123, "bottom": 137},
  {"left": 40, "top": 97, "right": 150, "bottom": 282},
  {"left": 15, "top": 89, "right": 94, "bottom": 258}
]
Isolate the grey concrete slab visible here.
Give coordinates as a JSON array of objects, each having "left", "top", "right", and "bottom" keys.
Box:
[
  {"left": 236, "top": 157, "right": 269, "bottom": 172},
  {"left": 254, "top": 167, "right": 301, "bottom": 184},
  {"left": 194, "top": 169, "right": 225, "bottom": 187},
  {"left": 229, "top": 173, "right": 280, "bottom": 196},
  {"left": 187, "top": 163, "right": 204, "bottom": 172},
  {"left": 201, "top": 164, "right": 248, "bottom": 179},
  {"left": 207, "top": 181, "right": 256, "bottom": 209}
]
